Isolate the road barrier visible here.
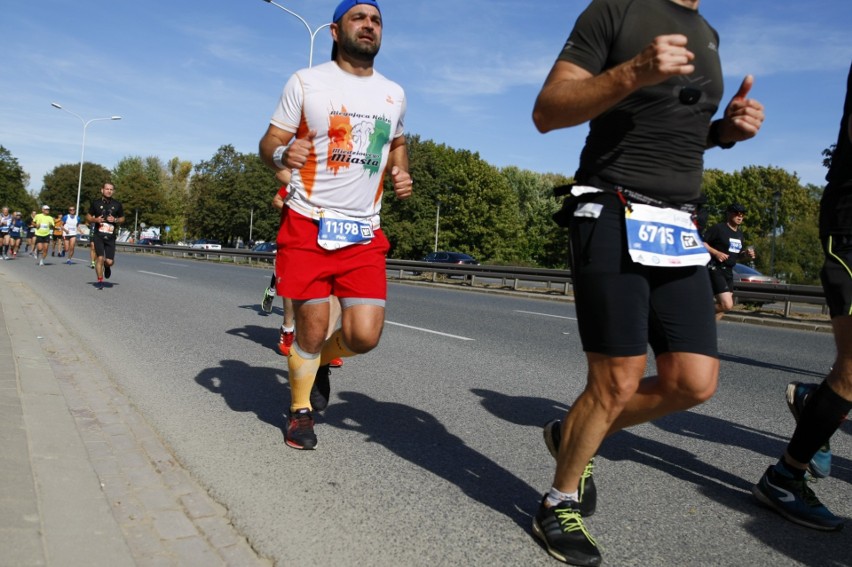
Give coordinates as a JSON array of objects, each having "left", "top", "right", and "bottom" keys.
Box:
[{"left": 119, "top": 242, "right": 826, "bottom": 315}]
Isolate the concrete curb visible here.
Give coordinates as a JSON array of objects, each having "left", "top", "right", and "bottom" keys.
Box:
[{"left": 0, "top": 273, "right": 272, "bottom": 567}]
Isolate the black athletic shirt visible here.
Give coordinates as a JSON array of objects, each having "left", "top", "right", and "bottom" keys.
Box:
[
  {"left": 820, "top": 62, "right": 852, "bottom": 237},
  {"left": 557, "top": 0, "right": 724, "bottom": 203},
  {"left": 88, "top": 198, "right": 124, "bottom": 239},
  {"left": 703, "top": 221, "right": 743, "bottom": 268}
]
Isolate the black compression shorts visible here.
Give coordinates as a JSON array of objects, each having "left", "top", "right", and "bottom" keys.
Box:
[
  {"left": 93, "top": 234, "right": 117, "bottom": 261},
  {"left": 568, "top": 191, "right": 718, "bottom": 358},
  {"left": 821, "top": 234, "right": 852, "bottom": 318},
  {"left": 708, "top": 264, "right": 733, "bottom": 295}
]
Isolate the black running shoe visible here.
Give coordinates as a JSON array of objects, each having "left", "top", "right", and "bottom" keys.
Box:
[
  {"left": 543, "top": 419, "right": 597, "bottom": 517},
  {"left": 532, "top": 497, "right": 601, "bottom": 566},
  {"left": 285, "top": 408, "right": 317, "bottom": 450},
  {"left": 752, "top": 465, "right": 844, "bottom": 531},
  {"left": 310, "top": 365, "right": 331, "bottom": 411},
  {"left": 104, "top": 264, "right": 111, "bottom": 279}
]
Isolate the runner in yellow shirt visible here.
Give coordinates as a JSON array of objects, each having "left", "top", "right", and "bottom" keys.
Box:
[{"left": 33, "top": 205, "right": 55, "bottom": 266}]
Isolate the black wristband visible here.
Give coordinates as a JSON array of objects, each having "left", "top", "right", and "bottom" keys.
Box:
[{"left": 709, "top": 120, "right": 736, "bottom": 150}]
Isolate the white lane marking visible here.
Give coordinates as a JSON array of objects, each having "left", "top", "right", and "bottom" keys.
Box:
[
  {"left": 514, "top": 310, "right": 576, "bottom": 320},
  {"left": 385, "top": 321, "right": 475, "bottom": 341},
  {"left": 160, "top": 262, "right": 188, "bottom": 267},
  {"left": 138, "top": 271, "right": 178, "bottom": 279}
]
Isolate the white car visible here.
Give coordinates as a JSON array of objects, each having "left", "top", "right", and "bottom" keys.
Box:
[{"left": 189, "top": 239, "right": 222, "bottom": 251}]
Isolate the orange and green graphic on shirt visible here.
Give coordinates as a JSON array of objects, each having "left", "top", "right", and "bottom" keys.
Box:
[
  {"left": 326, "top": 106, "right": 391, "bottom": 176},
  {"left": 327, "top": 108, "right": 354, "bottom": 175},
  {"left": 365, "top": 118, "right": 390, "bottom": 176}
]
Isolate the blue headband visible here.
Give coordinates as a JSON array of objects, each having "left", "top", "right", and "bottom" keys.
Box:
[{"left": 333, "top": 0, "right": 381, "bottom": 23}]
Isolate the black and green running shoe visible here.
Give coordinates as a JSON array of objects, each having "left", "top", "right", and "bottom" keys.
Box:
[{"left": 532, "top": 496, "right": 601, "bottom": 566}]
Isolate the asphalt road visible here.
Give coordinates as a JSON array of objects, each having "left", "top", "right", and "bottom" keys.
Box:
[{"left": 3, "top": 251, "right": 852, "bottom": 566}]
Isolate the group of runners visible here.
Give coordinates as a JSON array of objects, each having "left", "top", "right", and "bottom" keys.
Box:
[
  {"left": 2, "top": 183, "right": 125, "bottom": 290},
  {"left": 254, "top": 0, "right": 852, "bottom": 565},
  {"left": 0, "top": 205, "right": 84, "bottom": 264}
]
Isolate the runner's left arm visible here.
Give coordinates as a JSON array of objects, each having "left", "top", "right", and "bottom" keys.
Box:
[{"left": 387, "top": 136, "right": 412, "bottom": 200}]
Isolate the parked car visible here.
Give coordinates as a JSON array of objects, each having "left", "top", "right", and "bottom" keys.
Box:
[
  {"left": 252, "top": 242, "right": 277, "bottom": 253},
  {"left": 136, "top": 238, "right": 163, "bottom": 246},
  {"left": 732, "top": 263, "right": 780, "bottom": 308},
  {"left": 732, "top": 263, "right": 779, "bottom": 284},
  {"left": 190, "top": 239, "right": 222, "bottom": 251},
  {"left": 421, "top": 251, "right": 479, "bottom": 265}
]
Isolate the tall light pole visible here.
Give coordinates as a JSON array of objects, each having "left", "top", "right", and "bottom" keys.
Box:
[
  {"left": 51, "top": 103, "right": 121, "bottom": 215},
  {"left": 434, "top": 201, "right": 441, "bottom": 252},
  {"left": 260, "top": 0, "right": 331, "bottom": 68},
  {"left": 770, "top": 190, "right": 781, "bottom": 277}
]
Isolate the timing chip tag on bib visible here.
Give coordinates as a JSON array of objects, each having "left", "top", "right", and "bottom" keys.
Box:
[
  {"left": 624, "top": 204, "right": 710, "bottom": 267},
  {"left": 317, "top": 213, "right": 374, "bottom": 251}
]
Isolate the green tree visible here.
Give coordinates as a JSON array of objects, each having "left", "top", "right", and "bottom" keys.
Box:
[
  {"left": 502, "top": 167, "right": 573, "bottom": 268},
  {"left": 161, "top": 157, "right": 193, "bottom": 243},
  {"left": 187, "top": 146, "right": 279, "bottom": 245},
  {"left": 112, "top": 156, "right": 166, "bottom": 234},
  {"left": 702, "top": 166, "right": 821, "bottom": 283},
  {"left": 40, "top": 162, "right": 112, "bottom": 211},
  {"left": 823, "top": 145, "right": 836, "bottom": 170},
  {"left": 381, "top": 136, "right": 526, "bottom": 263},
  {"left": 0, "top": 146, "right": 37, "bottom": 213}
]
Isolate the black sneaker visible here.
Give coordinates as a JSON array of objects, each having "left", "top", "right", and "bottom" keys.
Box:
[
  {"left": 104, "top": 264, "right": 111, "bottom": 279},
  {"left": 285, "top": 408, "right": 317, "bottom": 450},
  {"left": 532, "top": 497, "right": 601, "bottom": 566},
  {"left": 310, "top": 365, "right": 331, "bottom": 411},
  {"left": 752, "top": 465, "right": 844, "bottom": 531},
  {"left": 543, "top": 419, "right": 597, "bottom": 516}
]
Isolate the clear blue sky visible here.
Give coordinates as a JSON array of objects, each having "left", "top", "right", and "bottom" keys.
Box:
[{"left": 1, "top": 0, "right": 850, "bottom": 197}]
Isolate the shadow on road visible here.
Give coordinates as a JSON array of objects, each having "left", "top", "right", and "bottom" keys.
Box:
[
  {"left": 195, "top": 359, "right": 289, "bottom": 429},
  {"left": 225, "top": 323, "right": 281, "bottom": 356},
  {"left": 194, "top": 364, "right": 541, "bottom": 529},
  {"left": 321, "top": 391, "right": 541, "bottom": 530},
  {"left": 472, "top": 387, "right": 852, "bottom": 565},
  {"left": 720, "top": 352, "right": 826, "bottom": 379}
]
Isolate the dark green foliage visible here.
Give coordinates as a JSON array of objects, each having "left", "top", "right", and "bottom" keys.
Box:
[
  {"left": 40, "top": 162, "right": 112, "bottom": 212},
  {"left": 0, "top": 146, "right": 37, "bottom": 213},
  {"left": 3, "top": 137, "right": 830, "bottom": 275},
  {"left": 702, "top": 166, "right": 821, "bottom": 284},
  {"left": 187, "top": 146, "right": 280, "bottom": 245}
]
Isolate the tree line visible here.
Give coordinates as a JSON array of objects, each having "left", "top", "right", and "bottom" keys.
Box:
[{"left": 0, "top": 139, "right": 827, "bottom": 284}]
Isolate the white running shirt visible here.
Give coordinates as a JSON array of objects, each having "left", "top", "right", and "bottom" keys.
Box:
[
  {"left": 62, "top": 214, "right": 80, "bottom": 236},
  {"left": 270, "top": 61, "right": 406, "bottom": 228}
]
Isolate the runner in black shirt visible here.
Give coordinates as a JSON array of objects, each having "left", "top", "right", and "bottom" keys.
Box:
[
  {"left": 86, "top": 183, "right": 125, "bottom": 288},
  {"left": 703, "top": 202, "right": 755, "bottom": 320},
  {"left": 751, "top": 61, "right": 852, "bottom": 532},
  {"left": 531, "top": 0, "right": 765, "bottom": 563}
]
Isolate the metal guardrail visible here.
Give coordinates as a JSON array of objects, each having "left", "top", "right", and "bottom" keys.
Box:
[{"left": 119, "top": 242, "right": 826, "bottom": 314}]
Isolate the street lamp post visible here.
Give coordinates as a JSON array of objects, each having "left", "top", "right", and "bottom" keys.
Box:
[
  {"left": 249, "top": 208, "right": 254, "bottom": 245},
  {"left": 50, "top": 103, "right": 121, "bottom": 217},
  {"left": 770, "top": 190, "right": 781, "bottom": 277},
  {"left": 260, "top": 0, "right": 331, "bottom": 68},
  {"left": 434, "top": 201, "right": 441, "bottom": 252}
]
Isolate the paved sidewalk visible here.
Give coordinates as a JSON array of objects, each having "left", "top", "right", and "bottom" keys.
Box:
[{"left": 0, "top": 276, "right": 271, "bottom": 566}]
